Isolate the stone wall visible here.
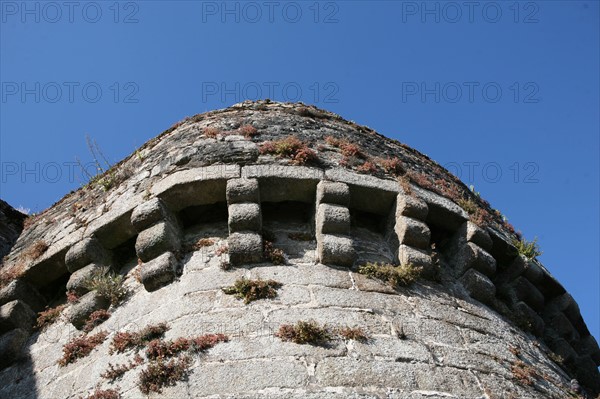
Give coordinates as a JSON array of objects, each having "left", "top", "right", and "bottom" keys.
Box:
[
  {"left": 0, "top": 101, "right": 598, "bottom": 398},
  {"left": 0, "top": 199, "right": 26, "bottom": 260}
]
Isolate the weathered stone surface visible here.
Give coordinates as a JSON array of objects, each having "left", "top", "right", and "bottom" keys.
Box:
[
  {"left": 135, "top": 221, "right": 181, "bottom": 262},
  {"left": 0, "top": 200, "right": 25, "bottom": 260},
  {"left": 315, "top": 358, "right": 421, "bottom": 389},
  {"left": 511, "top": 276, "right": 545, "bottom": 311},
  {"left": 459, "top": 221, "right": 492, "bottom": 251},
  {"left": 317, "top": 203, "right": 351, "bottom": 234},
  {"left": 318, "top": 234, "right": 355, "bottom": 266},
  {"left": 395, "top": 216, "right": 430, "bottom": 249},
  {"left": 195, "top": 138, "right": 259, "bottom": 166},
  {"left": 572, "top": 355, "right": 600, "bottom": 394},
  {"left": 498, "top": 254, "right": 529, "bottom": 284},
  {"left": 185, "top": 359, "right": 308, "bottom": 396},
  {"left": 242, "top": 165, "right": 323, "bottom": 203},
  {"left": 0, "top": 328, "right": 28, "bottom": 369},
  {"left": 325, "top": 168, "right": 400, "bottom": 193},
  {"left": 151, "top": 165, "right": 240, "bottom": 210},
  {"left": 546, "top": 293, "right": 580, "bottom": 319},
  {"left": 514, "top": 301, "right": 545, "bottom": 336},
  {"left": 65, "top": 237, "right": 110, "bottom": 273},
  {"left": 0, "top": 300, "right": 36, "bottom": 334},
  {"left": 396, "top": 194, "right": 428, "bottom": 220},
  {"left": 228, "top": 203, "right": 262, "bottom": 232},
  {"left": 460, "top": 269, "right": 496, "bottom": 304},
  {"left": 412, "top": 186, "right": 468, "bottom": 231},
  {"left": 130, "top": 198, "right": 171, "bottom": 232},
  {"left": 229, "top": 232, "right": 263, "bottom": 265},
  {"left": 522, "top": 259, "right": 545, "bottom": 284},
  {"left": 453, "top": 242, "right": 496, "bottom": 277},
  {"left": 0, "top": 279, "right": 46, "bottom": 312},
  {"left": 226, "top": 178, "right": 260, "bottom": 204},
  {"left": 574, "top": 335, "right": 600, "bottom": 365},
  {"left": 316, "top": 181, "right": 350, "bottom": 206},
  {"left": 67, "top": 291, "right": 110, "bottom": 329},
  {"left": 546, "top": 337, "right": 577, "bottom": 362},
  {"left": 66, "top": 263, "right": 101, "bottom": 296},
  {"left": 397, "top": 245, "right": 431, "bottom": 269},
  {"left": 545, "top": 311, "right": 578, "bottom": 342},
  {"left": 325, "top": 169, "right": 398, "bottom": 215},
  {"left": 140, "top": 251, "right": 178, "bottom": 292}
]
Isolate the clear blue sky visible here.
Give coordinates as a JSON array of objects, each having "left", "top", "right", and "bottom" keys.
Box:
[{"left": 1, "top": 1, "right": 598, "bottom": 343}]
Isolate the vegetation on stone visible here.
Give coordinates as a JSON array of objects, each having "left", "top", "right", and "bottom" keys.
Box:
[
  {"left": 259, "top": 136, "right": 317, "bottom": 165},
  {"left": 275, "top": 320, "right": 331, "bottom": 346},
  {"left": 356, "top": 160, "right": 378, "bottom": 174},
  {"left": 83, "top": 267, "right": 127, "bottom": 306},
  {"left": 338, "top": 326, "right": 369, "bottom": 342},
  {"left": 513, "top": 237, "right": 542, "bottom": 260},
  {"left": 110, "top": 323, "right": 169, "bottom": 354},
  {"left": 203, "top": 126, "right": 221, "bottom": 138},
  {"left": 222, "top": 277, "right": 282, "bottom": 304},
  {"left": 66, "top": 290, "right": 80, "bottom": 303},
  {"left": 146, "top": 334, "right": 228, "bottom": 360},
  {"left": 35, "top": 304, "right": 66, "bottom": 331},
  {"left": 137, "top": 355, "right": 192, "bottom": 394},
  {"left": 215, "top": 244, "right": 228, "bottom": 256},
  {"left": 83, "top": 387, "right": 121, "bottom": 399},
  {"left": 58, "top": 331, "right": 108, "bottom": 366},
  {"left": 24, "top": 240, "right": 48, "bottom": 260},
  {"left": 511, "top": 359, "right": 538, "bottom": 386},
  {"left": 138, "top": 333, "right": 227, "bottom": 394},
  {"left": 238, "top": 124, "right": 259, "bottom": 138},
  {"left": 82, "top": 309, "right": 111, "bottom": 333},
  {"left": 379, "top": 157, "right": 405, "bottom": 176},
  {"left": 358, "top": 262, "right": 422, "bottom": 288},
  {"left": 101, "top": 354, "right": 143, "bottom": 382},
  {"left": 263, "top": 240, "right": 285, "bottom": 264}
]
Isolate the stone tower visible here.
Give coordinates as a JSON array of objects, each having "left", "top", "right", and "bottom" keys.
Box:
[{"left": 0, "top": 101, "right": 598, "bottom": 399}]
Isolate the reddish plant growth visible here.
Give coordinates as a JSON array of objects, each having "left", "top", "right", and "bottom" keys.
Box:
[
  {"left": 59, "top": 331, "right": 108, "bottom": 366},
  {"left": 260, "top": 136, "right": 317, "bottom": 165},
  {"left": 82, "top": 310, "right": 111, "bottom": 333},
  {"left": 110, "top": 323, "right": 169, "bottom": 354}
]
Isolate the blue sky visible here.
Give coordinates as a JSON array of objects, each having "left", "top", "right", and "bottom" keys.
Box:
[{"left": 1, "top": 1, "right": 598, "bottom": 343}]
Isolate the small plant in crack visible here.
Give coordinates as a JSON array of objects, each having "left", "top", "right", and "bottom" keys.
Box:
[
  {"left": 203, "top": 127, "right": 221, "bottom": 138},
  {"left": 145, "top": 334, "right": 228, "bottom": 360},
  {"left": 58, "top": 331, "right": 108, "bottom": 366},
  {"left": 263, "top": 240, "right": 285, "bottom": 264},
  {"left": 511, "top": 360, "right": 538, "bottom": 386},
  {"left": 215, "top": 244, "right": 228, "bottom": 256},
  {"left": 137, "top": 333, "right": 228, "bottom": 394},
  {"left": 222, "top": 277, "right": 282, "bottom": 304},
  {"left": 101, "top": 354, "right": 143, "bottom": 382},
  {"left": 82, "top": 309, "right": 111, "bottom": 333},
  {"left": 83, "top": 387, "right": 122, "bottom": 399},
  {"left": 137, "top": 355, "right": 192, "bottom": 394},
  {"left": 83, "top": 267, "right": 127, "bottom": 306},
  {"left": 35, "top": 304, "right": 66, "bottom": 331},
  {"left": 238, "top": 124, "right": 259, "bottom": 138},
  {"left": 110, "top": 323, "right": 169, "bottom": 354},
  {"left": 259, "top": 136, "right": 317, "bottom": 165},
  {"left": 512, "top": 236, "right": 542, "bottom": 261},
  {"left": 358, "top": 262, "right": 422, "bottom": 288},
  {"left": 338, "top": 326, "right": 369, "bottom": 342},
  {"left": 275, "top": 320, "right": 331, "bottom": 346}
]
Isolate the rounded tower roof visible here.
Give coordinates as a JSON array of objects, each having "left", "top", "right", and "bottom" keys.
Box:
[{"left": 1, "top": 100, "right": 598, "bottom": 398}]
